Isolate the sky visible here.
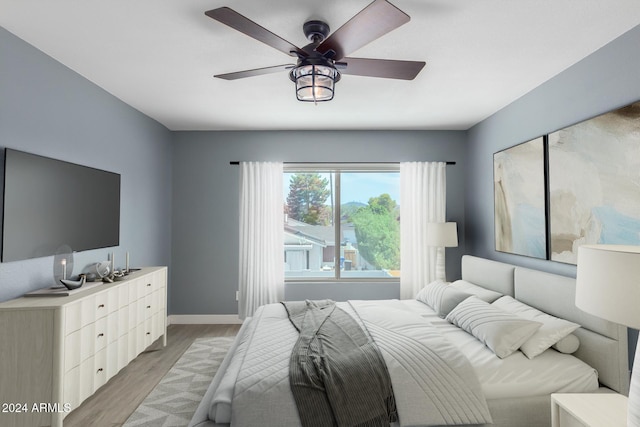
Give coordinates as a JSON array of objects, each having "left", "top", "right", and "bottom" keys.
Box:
[{"left": 284, "top": 172, "right": 400, "bottom": 205}]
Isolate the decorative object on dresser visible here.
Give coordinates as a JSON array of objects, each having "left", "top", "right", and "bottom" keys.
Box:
[
  {"left": 576, "top": 244, "right": 640, "bottom": 427},
  {"left": 61, "top": 274, "right": 86, "bottom": 290},
  {"left": 24, "top": 259, "right": 117, "bottom": 297},
  {"left": 91, "top": 260, "right": 111, "bottom": 280},
  {"left": 0, "top": 266, "right": 168, "bottom": 427},
  {"left": 53, "top": 244, "right": 74, "bottom": 285}
]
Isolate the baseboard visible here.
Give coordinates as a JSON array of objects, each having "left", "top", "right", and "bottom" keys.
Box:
[{"left": 168, "top": 314, "right": 243, "bottom": 325}]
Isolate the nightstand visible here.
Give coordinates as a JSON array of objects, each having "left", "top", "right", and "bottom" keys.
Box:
[{"left": 551, "top": 393, "right": 627, "bottom": 427}]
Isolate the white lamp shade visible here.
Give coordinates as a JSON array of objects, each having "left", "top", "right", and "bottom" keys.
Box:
[
  {"left": 576, "top": 244, "right": 640, "bottom": 329},
  {"left": 426, "top": 222, "right": 458, "bottom": 247}
]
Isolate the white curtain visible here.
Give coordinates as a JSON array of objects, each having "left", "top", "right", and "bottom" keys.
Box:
[
  {"left": 400, "top": 162, "right": 447, "bottom": 299},
  {"left": 238, "top": 162, "right": 284, "bottom": 319}
]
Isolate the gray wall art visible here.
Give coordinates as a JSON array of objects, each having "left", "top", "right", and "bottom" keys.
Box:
[
  {"left": 549, "top": 102, "right": 640, "bottom": 264},
  {"left": 493, "top": 101, "right": 640, "bottom": 265},
  {"left": 494, "top": 137, "right": 547, "bottom": 259}
]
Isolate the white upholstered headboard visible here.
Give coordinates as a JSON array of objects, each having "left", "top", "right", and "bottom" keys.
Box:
[
  {"left": 461, "top": 256, "right": 515, "bottom": 296},
  {"left": 460, "top": 255, "right": 630, "bottom": 395}
]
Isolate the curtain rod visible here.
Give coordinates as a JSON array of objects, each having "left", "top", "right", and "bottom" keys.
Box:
[{"left": 229, "top": 161, "right": 456, "bottom": 165}]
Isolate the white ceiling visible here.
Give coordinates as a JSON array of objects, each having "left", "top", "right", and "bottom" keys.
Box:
[{"left": 2, "top": 1, "right": 639, "bottom": 131}]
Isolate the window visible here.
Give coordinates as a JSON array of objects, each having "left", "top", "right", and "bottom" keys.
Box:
[{"left": 284, "top": 165, "right": 400, "bottom": 280}]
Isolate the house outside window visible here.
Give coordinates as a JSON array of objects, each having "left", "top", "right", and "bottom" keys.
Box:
[{"left": 284, "top": 164, "right": 400, "bottom": 281}]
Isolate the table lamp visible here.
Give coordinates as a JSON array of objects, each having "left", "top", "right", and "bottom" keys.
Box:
[
  {"left": 426, "top": 222, "right": 458, "bottom": 281},
  {"left": 576, "top": 244, "right": 640, "bottom": 427}
]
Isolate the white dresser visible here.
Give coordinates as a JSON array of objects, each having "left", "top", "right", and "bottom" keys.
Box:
[{"left": 0, "top": 266, "right": 167, "bottom": 427}]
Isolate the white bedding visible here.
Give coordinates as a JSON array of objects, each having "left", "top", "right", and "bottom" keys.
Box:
[
  {"left": 201, "top": 299, "right": 599, "bottom": 427},
  {"left": 401, "top": 300, "right": 599, "bottom": 399},
  {"left": 211, "top": 300, "right": 494, "bottom": 426}
]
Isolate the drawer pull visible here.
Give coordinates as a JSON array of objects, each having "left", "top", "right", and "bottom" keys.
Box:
[
  {"left": 97, "top": 333, "right": 104, "bottom": 338},
  {"left": 147, "top": 283, "right": 151, "bottom": 287},
  {"left": 98, "top": 304, "right": 105, "bottom": 309},
  {"left": 146, "top": 332, "right": 151, "bottom": 335},
  {"left": 147, "top": 305, "right": 151, "bottom": 309},
  {"left": 97, "top": 368, "right": 103, "bottom": 373}
]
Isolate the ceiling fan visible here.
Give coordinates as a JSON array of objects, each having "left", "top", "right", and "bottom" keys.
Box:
[{"left": 205, "top": 0, "right": 426, "bottom": 102}]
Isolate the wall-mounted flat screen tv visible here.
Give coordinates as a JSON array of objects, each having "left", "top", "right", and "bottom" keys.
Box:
[{"left": 1, "top": 148, "right": 121, "bottom": 262}]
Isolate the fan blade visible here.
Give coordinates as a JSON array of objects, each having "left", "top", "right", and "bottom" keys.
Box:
[
  {"left": 316, "top": 0, "right": 410, "bottom": 61},
  {"left": 205, "top": 7, "right": 306, "bottom": 58},
  {"left": 338, "top": 57, "right": 425, "bottom": 80},
  {"left": 214, "top": 64, "right": 295, "bottom": 80}
]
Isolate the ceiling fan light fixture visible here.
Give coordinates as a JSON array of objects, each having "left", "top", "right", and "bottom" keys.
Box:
[
  {"left": 290, "top": 63, "right": 340, "bottom": 102},
  {"left": 207, "top": 2, "right": 424, "bottom": 102}
]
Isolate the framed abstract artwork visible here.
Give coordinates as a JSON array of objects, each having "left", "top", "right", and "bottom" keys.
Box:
[
  {"left": 494, "top": 137, "right": 547, "bottom": 259},
  {"left": 548, "top": 102, "right": 640, "bottom": 264}
]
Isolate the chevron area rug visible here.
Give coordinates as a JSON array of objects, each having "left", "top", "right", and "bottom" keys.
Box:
[{"left": 123, "top": 336, "right": 234, "bottom": 427}]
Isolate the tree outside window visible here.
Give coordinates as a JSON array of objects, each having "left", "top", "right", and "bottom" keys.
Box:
[{"left": 284, "top": 169, "right": 400, "bottom": 280}]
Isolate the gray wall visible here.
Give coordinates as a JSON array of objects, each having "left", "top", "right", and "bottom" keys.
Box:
[
  {"left": 171, "top": 131, "right": 467, "bottom": 314},
  {"left": 465, "top": 24, "right": 640, "bottom": 364},
  {"left": 0, "top": 27, "right": 173, "bottom": 302}
]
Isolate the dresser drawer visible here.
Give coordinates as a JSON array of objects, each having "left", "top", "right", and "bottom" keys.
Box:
[
  {"left": 117, "top": 334, "right": 129, "bottom": 371},
  {"left": 93, "top": 347, "right": 108, "bottom": 391},
  {"left": 65, "top": 311, "right": 109, "bottom": 372},
  {"left": 78, "top": 356, "right": 95, "bottom": 404},
  {"left": 142, "top": 278, "right": 158, "bottom": 296},
  {"left": 128, "top": 297, "right": 146, "bottom": 327},
  {"left": 128, "top": 278, "right": 144, "bottom": 302},
  {"left": 153, "top": 269, "right": 167, "bottom": 290},
  {"left": 127, "top": 328, "right": 139, "bottom": 362},
  {"left": 80, "top": 295, "right": 97, "bottom": 327},
  {"left": 94, "top": 316, "right": 108, "bottom": 352},
  {"left": 79, "top": 322, "right": 96, "bottom": 362},
  {"left": 64, "top": 364, "right": 80, "bottom": 411},
  {"left": 94, "top": 292, "right": 109, "bottom": 320},
  {"left": 153, "top": 311, "right": 165, "bottom": 341},
  {"left": 106, "top": 287, "right": 121, "bottom": 314},
  {"left": 65, "top": 329, "right": 81, "bottom": 372},
  {"left": 117, "top": 284, "right": 129, "bottom": 309},
  {"left": 117, "top": 306, "right": 129, "bottom": 337},
  {"left": 144, "top": 293, "right": 154, "bottom": 320},
  {"left": 65, "top": 301, "right": 82, "bottom": 335},
  {"left": 151, "top": 288, "right": 165, "bottom": 314},
  {"left": 107, "top": 311, "right": 119, "bottom": 343}
]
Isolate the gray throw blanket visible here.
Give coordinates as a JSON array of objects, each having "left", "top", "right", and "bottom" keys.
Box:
[{"left": 281, "top": 300, "right": 397, "bottom": 427}]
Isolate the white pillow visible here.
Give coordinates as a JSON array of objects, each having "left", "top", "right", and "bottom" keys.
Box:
[
  {"left": 416, "top": 280, "right": 471, "bottom": 318},
  {"left": 552, "top": 334, "right": 580, "bottom": 354},
  {"left": 446, "top": 296, "right": 542, "bottom": 359},
  {"left": 492, "top": 296, "right": 580, "bottom": 359},
  {"left": 450, "top": 280, "right": 502, "bottom": 303}
]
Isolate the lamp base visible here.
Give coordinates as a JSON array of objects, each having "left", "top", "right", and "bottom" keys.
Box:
[
  {"left": 435, "top": 247, "right": 447, "bottom": 282},
  {"left": 629, "top": 338, "right": 640, "bottom": 427}
]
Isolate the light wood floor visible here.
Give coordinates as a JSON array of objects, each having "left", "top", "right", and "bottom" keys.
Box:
[{"left": 63, "top": 324, "right": 241, "bottom": 427}]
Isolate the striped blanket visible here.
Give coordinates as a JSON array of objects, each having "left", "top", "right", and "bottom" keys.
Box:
[{"left": 282, "top": 300, "right": 397, "bottom": 426}]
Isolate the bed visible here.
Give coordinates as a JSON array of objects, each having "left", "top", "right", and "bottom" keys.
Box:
[{"left": 189, "top": 255, "right": 630, "bottom": 427}]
